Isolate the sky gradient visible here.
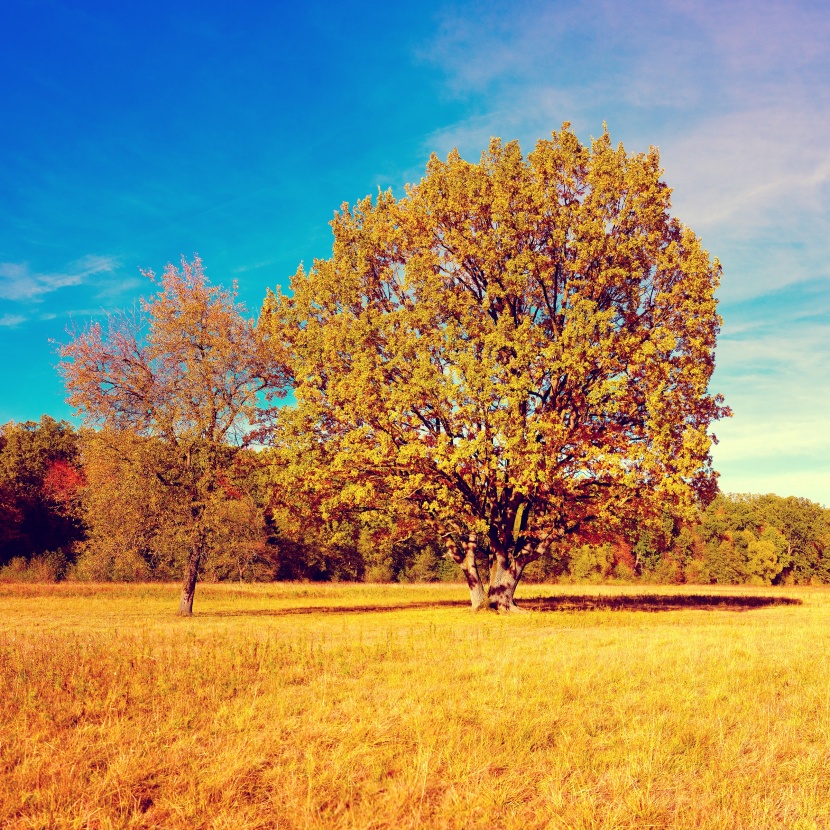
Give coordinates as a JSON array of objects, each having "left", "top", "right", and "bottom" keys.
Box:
[{"left": 2, "top": 0, "right": 829, "bottom": 504}]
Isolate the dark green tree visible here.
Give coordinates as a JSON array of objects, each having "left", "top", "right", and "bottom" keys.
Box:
[{"left": 0, "top": 416, "right": 85, "bottom": 569}]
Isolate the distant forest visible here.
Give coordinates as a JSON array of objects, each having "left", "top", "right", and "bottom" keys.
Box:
[{"left": 2, "top": 416, "right": 827, "bottom": 586}]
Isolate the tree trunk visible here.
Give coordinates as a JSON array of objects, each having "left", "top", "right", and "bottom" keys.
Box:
[
  {"left": 178, "top": 535, "right": 202, "bottom": 616},
  {"left": 487, "top": 532, "right": 553, "bottom": 613},
  {"left": 488, "top": 549, "right": 525, "bottom": 613},
  {"left": 445, "top": 533, "right": 487, "bottom": 610}
]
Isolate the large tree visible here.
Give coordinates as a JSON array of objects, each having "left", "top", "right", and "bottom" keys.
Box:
[
  {"left": 60, "top": 257, "right": 285, "bottom": 613},
  {"left": 260, "top": 125, "right": 729, "bottom": 611}
]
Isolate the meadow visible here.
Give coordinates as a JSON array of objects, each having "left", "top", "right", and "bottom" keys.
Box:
[{"left": 2, "top": 582, "right": 830, "bottom": 829}]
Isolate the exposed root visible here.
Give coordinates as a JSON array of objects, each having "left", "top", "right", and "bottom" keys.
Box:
[{"left": 497, "top": 603, "right": 529, "bottom": 615}]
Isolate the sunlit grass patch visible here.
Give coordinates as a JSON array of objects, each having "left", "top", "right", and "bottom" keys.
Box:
[{"left": 2, "top": 583, "right": 830, "bottom": 828}]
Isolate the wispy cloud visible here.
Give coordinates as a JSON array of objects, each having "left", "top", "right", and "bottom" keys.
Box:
[
  {"left": 231, "top": 259, "right": 277, "bottom": 275},
  {"left": 421, "top": 0, "right": 830, "bottom": 301},
  {"left": 718, "top": 318, "right": 830, "bottom": 370},
  {"left": 660, "top": 106, "right": 830, "bottom": 300},
  {"left": 0, "top": 254, "right": 120, "bottom": 302},
  {"left": 664, "top": 110, "right": 830, "bottom": 229},
  {"left": 426, "top": 0, "right": 830, "bottom": 108},
  {"left": 0, "top": 314, "right": 27, "bottom": 327},
  {"left": 93, "top": 276, "right": 143, "bottom": 300}
]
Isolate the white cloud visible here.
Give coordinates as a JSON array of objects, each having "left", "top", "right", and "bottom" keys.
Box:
[
  {"left": 717, "top": 321, "right": 829, "bottom": 373},
  {"left": 0, "top": 314, "right": 27, "bottom": 327},
  {"left": 0, "top": 255, "right": 120, "bottom": 302}
]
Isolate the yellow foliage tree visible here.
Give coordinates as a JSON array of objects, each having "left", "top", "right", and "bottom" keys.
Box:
[{"left": 260, "top": 125, "right": 729, "bottom": 611}]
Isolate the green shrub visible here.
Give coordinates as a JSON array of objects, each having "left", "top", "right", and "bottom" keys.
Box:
[{"left": 0, "top": 549, "right": 68, "bottom": 583}]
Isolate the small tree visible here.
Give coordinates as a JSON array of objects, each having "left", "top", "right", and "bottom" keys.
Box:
[
  {"left": 261, "top": 125, "right": 729, "bottom": 611},
  {"left": 74, "top": 429, "right": 271, "bottom": 583},
  {"left": 60, "top": 257, "right": 285, "bottom": 613}
]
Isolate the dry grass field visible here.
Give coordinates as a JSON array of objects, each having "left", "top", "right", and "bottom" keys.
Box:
[{"left": 2, "top": 581, "right": 830, "bottom": 829}]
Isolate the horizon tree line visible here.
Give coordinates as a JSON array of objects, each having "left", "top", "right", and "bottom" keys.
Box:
[{"left": 1, "top": 420, "right": 827, "bottom": 588}]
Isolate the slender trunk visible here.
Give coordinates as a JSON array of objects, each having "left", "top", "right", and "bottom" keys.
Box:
[
  {"left": 178, "top": 533, "right": 203, "bottom": 616},
  {"left": 445, "top": 533, "right": 487, "bottom": 610}
]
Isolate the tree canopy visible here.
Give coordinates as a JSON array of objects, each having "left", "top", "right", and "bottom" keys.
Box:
[{"left": 260, "top": 124, "right": 729, "bottom": 611}]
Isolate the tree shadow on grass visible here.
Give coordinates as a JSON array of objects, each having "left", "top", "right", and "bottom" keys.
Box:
[
  {"left": 523, "top": 594, "right": 802, "bottom": 613},
  {"left": 201, "top": 593, "right": 801, "bottom": 617},
  {"left": 203, "top": 600, "right": 470, "bottom": 617}
]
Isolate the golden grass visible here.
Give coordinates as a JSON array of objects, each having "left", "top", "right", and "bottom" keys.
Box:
[{"left": 2, "top": 581, "right": 830, "bottom": 829}]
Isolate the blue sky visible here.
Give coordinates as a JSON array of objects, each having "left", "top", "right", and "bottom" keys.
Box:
[{"left": 2, "top": 0, "right": 829, "bottom": 505}]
